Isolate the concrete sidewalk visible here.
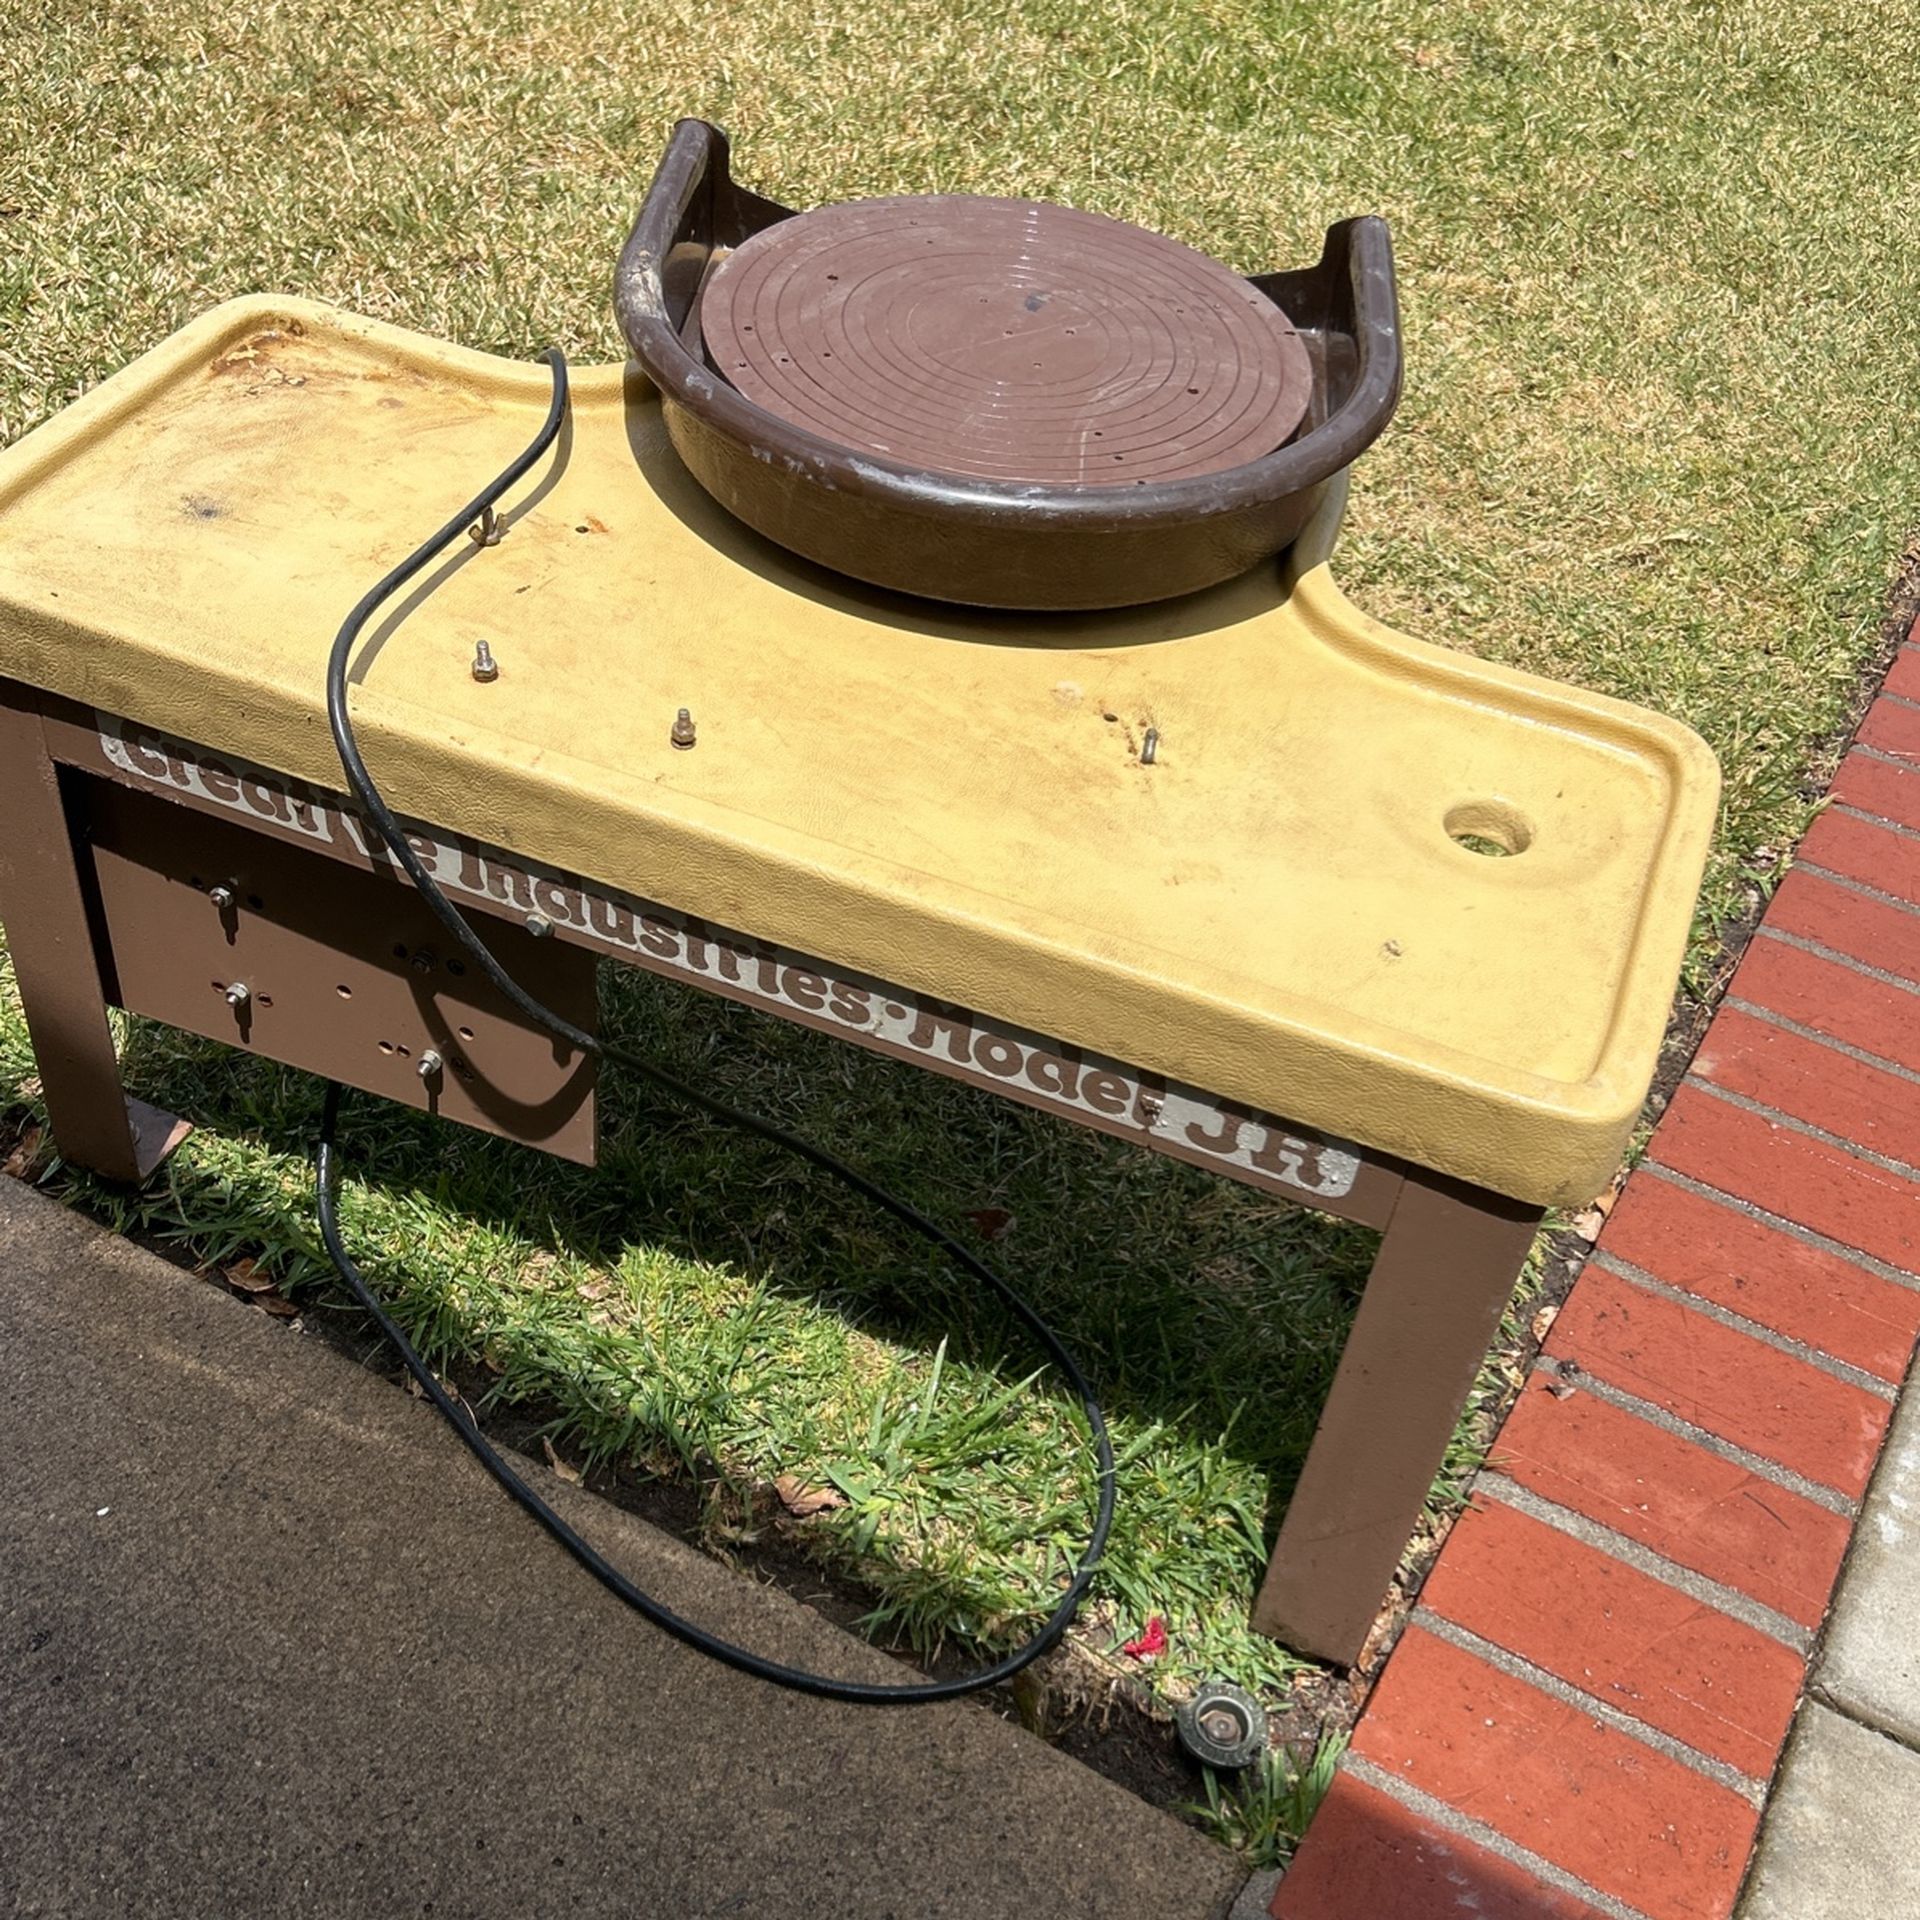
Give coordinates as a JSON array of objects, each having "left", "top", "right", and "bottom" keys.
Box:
[
  {"left": 1740, "top": 1361, "right": 1920, "bottom": 1918},
  {"left": 0, "top": 1176, "right": 1244, "bottom": 1920}
]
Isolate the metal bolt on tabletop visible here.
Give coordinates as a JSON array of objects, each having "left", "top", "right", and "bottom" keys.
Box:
[
  {"left": 207, "top": 882, "right": 237, "bottom": 910},
  {"left": 467, "top": 504, "right": 504, "bottom": 547},
  {"left": 670, "top": 706, "right": 697, "bottom": 750},
  {"left": 417, "top": 1051, "right": 444, "bottom": 1080},
  {"left": 1140, "top": 726, "right": 1160, "bottom": 766},
  {"left": 471, "top": 640, "right": 499, "bottom": 683},
  {"left": 525, "top": 913, "right": 553, "bottom": 939},
  {"left": 223, "top": 981, "right": 251, "bottom": 1009}
]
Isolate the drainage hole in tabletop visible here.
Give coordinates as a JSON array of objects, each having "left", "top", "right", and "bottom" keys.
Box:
[{"left": 1445, "top": 800, "right": 1533, "bottom": 858}]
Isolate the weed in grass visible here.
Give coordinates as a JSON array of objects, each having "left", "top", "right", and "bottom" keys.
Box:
[{"left": 1183, "top": 1730, "right": 1348, "bottom": 1869}]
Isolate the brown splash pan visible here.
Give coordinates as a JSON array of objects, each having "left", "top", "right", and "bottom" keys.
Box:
[{"left": 615, "top": 119, "right": 1403, "bottom": 610}]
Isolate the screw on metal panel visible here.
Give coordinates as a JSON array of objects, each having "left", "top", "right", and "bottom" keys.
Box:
[
  {"left": 417, "top": 1051, "right": 444, "bottom": 1080},
  {"left": 208, "top": 882, "right": 237, "bottom": 910},
  {"left": 468, "top": 504, "right": 504, "bottom": 547},
  {"left": 410, "top": 949, "right": 436, "bottom": 974},
  {"left": 471, "top": 640, "right": 499, "bottom": 683},
  {"left": 1140, "top": 726, "right": 1159, "bottom": 766},
  {"left": 525, "top": 914, "right": 552, "bottom": 938},
  {"left": 670, "top": 707, "right": 697, "bottom": 750},
  {"left": 224, "top": 981, "right": 251, "bottom": 1008}
]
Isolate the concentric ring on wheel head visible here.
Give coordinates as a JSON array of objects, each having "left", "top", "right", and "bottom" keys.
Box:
[{"left": 699, "top": 195, "right": 1313, "bottom": 488}]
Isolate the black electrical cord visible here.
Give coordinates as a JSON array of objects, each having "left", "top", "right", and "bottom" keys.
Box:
[{"left": 315, "top": 347, "right": 1116, "bottom": 1703}]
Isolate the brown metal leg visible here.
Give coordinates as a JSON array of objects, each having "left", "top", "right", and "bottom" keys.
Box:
[
  {"left": 1251, "top": 1165, "right": 1542, "bottom": 1664},
  {"left": 0, "top": 683, "right": 188, "bottom": 1181}
]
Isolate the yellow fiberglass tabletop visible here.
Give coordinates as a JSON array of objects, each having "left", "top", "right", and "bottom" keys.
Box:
[{"left": 0, "top": 298, "right": 1718, "bottom": 1207}]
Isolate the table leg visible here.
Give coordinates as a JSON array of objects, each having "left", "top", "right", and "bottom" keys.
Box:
[
  {"left": 1251, "top": 1165, "right": 1542, "bottom": 1664},
  {"left": 0, "top": 683, "right": 188, "bottom": 1182}
]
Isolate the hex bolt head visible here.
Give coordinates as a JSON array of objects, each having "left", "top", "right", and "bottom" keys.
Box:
[
  {"left": 525, "top": 913, "right": 552, "bottom": 939},
  {"left": 208, "top": 883, "right": 238, "bottom": 911},
  {"left": 224, "top": 981, "right": 251, "bottom": 1008},
  {"left": 417, "top": 1050, "right": 444, "bottom": 1080},
  {"left": 670, "top": 707, "right": 697, "bottom": 750},
  {"left": 472, "top": 640, "right": 499, "bottom": 683}
]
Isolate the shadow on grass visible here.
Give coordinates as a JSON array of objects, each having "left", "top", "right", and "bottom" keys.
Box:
[{"left": 11, "top": 956, "right": 1382, "bottom": 1677}]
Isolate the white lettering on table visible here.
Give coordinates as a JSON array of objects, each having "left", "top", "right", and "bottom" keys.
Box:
[{"left": 95, "top": 714, "right": 1361, "bottom": 1199}]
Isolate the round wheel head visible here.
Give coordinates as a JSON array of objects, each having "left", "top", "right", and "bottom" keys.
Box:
[{"left": 700, "top": 195, "right": 1313, "bottom": 489}]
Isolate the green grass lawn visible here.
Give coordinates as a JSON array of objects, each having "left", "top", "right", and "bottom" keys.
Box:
[{"left": 3, "top": 0, "right": 1917, "bottom": 1824}]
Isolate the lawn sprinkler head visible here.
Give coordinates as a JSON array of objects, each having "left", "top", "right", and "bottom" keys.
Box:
[{"left": 1175, "top": 1679, "right": 1268, "bottom": 1771}]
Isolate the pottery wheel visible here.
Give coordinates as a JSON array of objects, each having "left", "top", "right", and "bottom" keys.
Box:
[{"left": 699, "top": 195, "right": 1313, "bottom": 487}]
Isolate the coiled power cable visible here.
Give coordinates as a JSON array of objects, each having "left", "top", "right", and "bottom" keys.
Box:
[{"left": 315, "top": 348, "right": 1116, "bottom": 1703}]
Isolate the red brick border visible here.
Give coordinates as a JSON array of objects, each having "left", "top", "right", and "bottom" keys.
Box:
[{"left": 1273, "top": 635, "right": 1920, "bottom": 1920}]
